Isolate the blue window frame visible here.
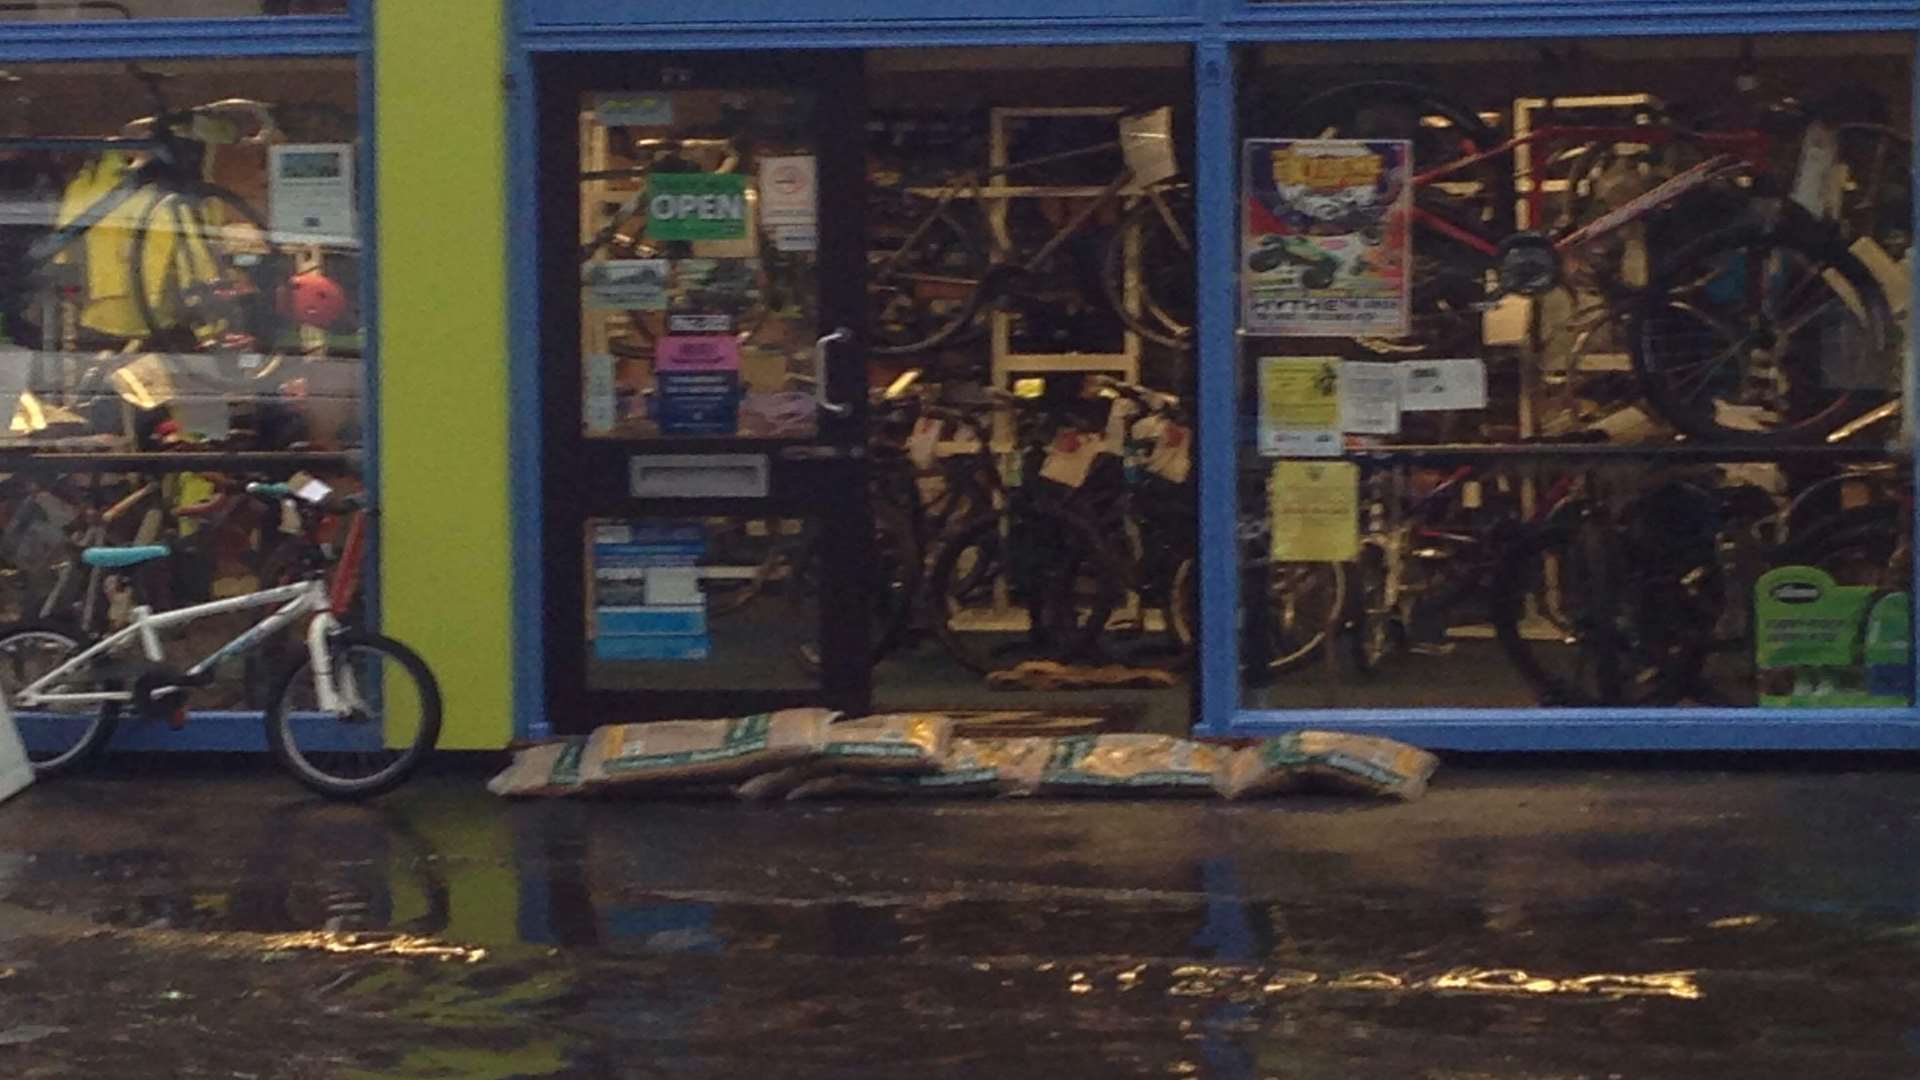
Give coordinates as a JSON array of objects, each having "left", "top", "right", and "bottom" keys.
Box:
[
  {"left": 507, "top": 1, "right": 1920, "bottom": 750},
  {"left": 0, "top": 0, "right": 374, "bottom": 753},
  {"left": 1195, "top": 8, "right": 1920, "bottom": 750}
]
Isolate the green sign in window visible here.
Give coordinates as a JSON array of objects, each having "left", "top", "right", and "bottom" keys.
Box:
[{"left": 646, "top": 173, "right": 750, "bottom": 241}]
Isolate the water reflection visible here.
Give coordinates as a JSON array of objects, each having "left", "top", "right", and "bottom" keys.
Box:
[
  {"left": 2, "top": 790, "right": 1917, "bottom": 1079},
  {"left": 254, "top": 929, "right": 488, "bottom": 964}
]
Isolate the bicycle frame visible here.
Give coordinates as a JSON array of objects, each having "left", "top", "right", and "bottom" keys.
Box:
[
  {"left": 14, "top": 578, "right": 346, "bottom": 712},
  {"left": 884, "top": 135, "right": 1178, "bottom": 276},
  {"left": 15, "top": 494, "right": 371, "bottom": 713},
  {"left": 1411, "top": 121, "right": 1770, "bottom": 259}
]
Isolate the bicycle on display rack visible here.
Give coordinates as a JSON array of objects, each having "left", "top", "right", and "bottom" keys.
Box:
[
  {"left": 1066, "top": 375, "right": 1197, "bottom": 668},
  {"left": 0, "top": 478, "right": 441, "bottom": 799},
  {"left": 1340, "top": 436, "right": 1604, "bottom": 677},
  {"left": 1488, "top": 457, "right": 1910, "bottom": 706},
  {"left": 920, "top": 384, "right": 1136, "bottom": 674},
  {"left": 1278, "top": 81, "right": 1902, "bottom": 443},
  {"left": 868, "top": 106, "right": 1196, "bottom": 355}
]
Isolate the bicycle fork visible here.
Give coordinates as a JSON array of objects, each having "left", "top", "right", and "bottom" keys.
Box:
[{"left": 305, "top": 610, "right": 353, "bottom": 716}]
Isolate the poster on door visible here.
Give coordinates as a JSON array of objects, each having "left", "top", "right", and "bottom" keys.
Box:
[
  {"left": 590, "top": 522, "right": 711, "bottom": 662},
  {"left": 1241, "top": 138, "right": 1411, "bottom": 337}
]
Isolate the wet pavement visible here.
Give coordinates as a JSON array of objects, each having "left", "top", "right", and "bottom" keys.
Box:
[{"left": 1, "top": 759, "right": 1918, "bottom": 1078}]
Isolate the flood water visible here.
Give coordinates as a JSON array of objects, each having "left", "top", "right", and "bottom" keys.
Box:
[{"left": 2, "top": 764, "right": 1917, "bottom": 1078}]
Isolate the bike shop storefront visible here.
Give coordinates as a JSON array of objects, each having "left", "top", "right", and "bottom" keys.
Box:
[
  {"left": 516, "top": 1, "right": 1920, "bottom": 751},
  {"left": 0, "top": 2, "right": 375, "bottom": 757}
]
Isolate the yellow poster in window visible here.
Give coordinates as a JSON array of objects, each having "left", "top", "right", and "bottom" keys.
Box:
[
  {"left": 1268, "top": 459, "right": 1359, "bottom": 562},
  {"left": 1258, "top": 356, "right": 1341, "bottom": 457}
]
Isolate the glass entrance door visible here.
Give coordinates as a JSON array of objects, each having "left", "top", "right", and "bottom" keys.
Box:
[{"left": 537, "top": 51, "right": 871, "bottom": 729}]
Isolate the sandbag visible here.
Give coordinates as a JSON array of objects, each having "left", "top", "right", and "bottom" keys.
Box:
[
  {"left": 581, "top": 709, "right": 835, "bottom": 788},
  {"left": 1037, "top": 734, "right": 1227, "bottom": 797},
  {"left": 782, "top": 736, "right": 1054, "bottom": 800},
  {"left": 1220, "top": 731, "right": 1438, "bottom": 801},
  {"left": 487, "top": 738, "right": 589, "bottom": 798},
  {"left": 818, "top": 713, "right": 953, "bottom": 773}
]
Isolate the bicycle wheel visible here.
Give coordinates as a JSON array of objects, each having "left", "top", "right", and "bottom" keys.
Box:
[
  {"left": 1834, "top": 122, "right": 1912, "bottom": 251},
  {"left": 1345, "top": 543, "right": 1399, "bottom": 676},
  {"left": 0, "top": 624, "right": 118, "bottom": 775},
  {"left": 131, "top": 183, "right": 289, "bottom": 376},
  {"left": 1265, "top": 561, "right": 1347, "bottom": 676},
  {"left": 266, "top": 630, "right": 442, "bottom": 800},
  {"left": 1780, "top": 504, "right": 1906, "bottom": 588},
  {"left": 1102, "top": 187, "right": 1194, "bottom": 351},
  {"left": 1168, "top": 554, "right": 1197, "bottom": 661},
  {"left": 1492, "top": 515, "right": 1717, "bottom": 706},
  {"left": 1631, "top": 215, "right": 1891, "bottom": 443},
  {"left": 927, "top": 509, "right": 1123, "bottom": 674},
  {"left": 1041, "top": 515, "right": 1138, "bottom": 664},
  {"left": 867, "top": 192, "right": 991, "bottom": 356}
]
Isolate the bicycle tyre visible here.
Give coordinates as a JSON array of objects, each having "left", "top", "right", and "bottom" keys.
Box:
[
  {"left": 1779, "top": 504, "right": 1906, "bottom": 585},
  {"left": 1265, "top": 561, "right": 1347, "bottom": 676},
  {"left": 266, "top": 629, "right": 442, "bottom": 800},
  {"left": 926, "top": 509, "right": 1124, "bottom": 675},
  {"left": 1492, "top": 517, "right": 1713, "bottom": 706},
  {"left": 1167, "top": 554, "right": 1197, "bottom": 668},
  {"left": 1630, "top": 213, "right": 1891, "bottom": 443},
  {"left": 0, "top": 623, "right": 118, "bottom": 775},
  {"left": 1101, "top": 187, "right": 1193, "bottom": 351},
  {"left": 867, "top": 195, "right": 993, "bottom": 356},
  {"left": 1345, "top": 543, "right": 1399, "bottom": 677}
]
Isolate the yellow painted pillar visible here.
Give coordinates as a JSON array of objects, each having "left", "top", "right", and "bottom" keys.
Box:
[{"left": 374, "top": 0, "right": 512, "bottom": 749}]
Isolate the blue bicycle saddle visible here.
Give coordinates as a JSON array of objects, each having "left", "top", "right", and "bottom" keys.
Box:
[{"left": 81, "top": 545, "right": 170, "bottom": 569}]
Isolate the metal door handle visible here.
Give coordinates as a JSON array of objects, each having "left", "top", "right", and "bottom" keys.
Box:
[{"left": 813, "top": 328, "right": 854, "bottom": 418}]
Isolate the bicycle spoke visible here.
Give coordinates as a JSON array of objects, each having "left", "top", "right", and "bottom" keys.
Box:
[{"left": 1669, "top": 341, "right": 1750, "bottom": 405}]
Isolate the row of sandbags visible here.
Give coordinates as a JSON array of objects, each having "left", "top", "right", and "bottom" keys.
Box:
[{"left": 488, "top": 710, "right": 1439, "bottom": 802}]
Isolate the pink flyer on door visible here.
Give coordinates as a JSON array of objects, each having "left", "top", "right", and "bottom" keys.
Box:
[{"left": 654, "top": 335, "right": 741, "bottom": 373}]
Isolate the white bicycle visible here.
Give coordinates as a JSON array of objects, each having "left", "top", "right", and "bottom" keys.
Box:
[{"left": 0, "top": 479, "right": 441, "bottom": 799}]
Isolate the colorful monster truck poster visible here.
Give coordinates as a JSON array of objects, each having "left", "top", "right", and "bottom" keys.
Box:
[{"left": 1242, "top": 139, "right": 1411, "bottom": 337}]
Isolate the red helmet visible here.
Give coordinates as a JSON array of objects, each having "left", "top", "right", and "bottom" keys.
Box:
[{"left": 278, "top": 270, "right": 350, "bottom": 329}]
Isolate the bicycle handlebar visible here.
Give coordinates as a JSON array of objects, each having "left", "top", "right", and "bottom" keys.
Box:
[{"left": 244, "top": 480, "right": 367, "bottom": 517}]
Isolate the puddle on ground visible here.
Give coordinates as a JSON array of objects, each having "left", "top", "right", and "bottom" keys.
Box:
[{"left": 2, "top": 782, "right": 1918, "bottom": 1078}]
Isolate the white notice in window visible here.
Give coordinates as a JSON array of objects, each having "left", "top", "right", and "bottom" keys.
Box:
[
  {"left": 268, "top": 143, "right": 356, "bottom": 245},
  {"left": 1338, "top": 361, "right": 1402, "bottom": 435},
  {"left": 1399, "top": 358, "right": 1487, "bottom": 412}
]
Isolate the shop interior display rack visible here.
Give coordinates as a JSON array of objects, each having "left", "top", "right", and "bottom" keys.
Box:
[{"left": 912, "top": 106, "right": 1158, "bottom": 634}]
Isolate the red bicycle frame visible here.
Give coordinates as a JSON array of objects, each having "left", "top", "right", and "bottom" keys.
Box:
[
  {"left": 327, "top": 507, "right": 369, "bottom": 617},
  {"left": 1410, "top": 122, "right": 1773, "bottom": 258}
]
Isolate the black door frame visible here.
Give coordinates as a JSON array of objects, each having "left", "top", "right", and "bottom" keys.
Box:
[{"left": 534, "top": 49, "right": 872, "bottom": 730}]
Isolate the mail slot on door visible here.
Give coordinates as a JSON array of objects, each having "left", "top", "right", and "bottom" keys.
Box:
[{"left": 629, "top": 454, "right": 770, "bottom": 498}]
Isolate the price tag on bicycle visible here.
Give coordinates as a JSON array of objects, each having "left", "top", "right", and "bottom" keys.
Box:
[
  {"left": 1146, "top": 420, "right": 1192, "bottom": 485},
  {"left": 1040, "top": 429, "right": 1104, "bottom": 489},
  {"left": 907, "top": 416, "right": 941, "bottom": 471}
]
